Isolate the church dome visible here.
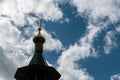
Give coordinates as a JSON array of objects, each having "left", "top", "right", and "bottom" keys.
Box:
[{"left": 33, "top": 28, "right": 45, "bottom": 44}]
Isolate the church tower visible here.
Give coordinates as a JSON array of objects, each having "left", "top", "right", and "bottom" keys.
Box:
[{"left": 14, "top": 19, "right": 61, "bottom": 80}]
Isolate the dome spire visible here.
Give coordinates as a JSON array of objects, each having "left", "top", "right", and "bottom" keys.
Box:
[
  {"left": 29, "top": 18, "right": 47, "bottom": 65},
  {"left": 33, "top": 18, "right": 45, "bottom": 51},
  {"left": 38, "top": 19, "right": 42, "bottom": 35}
]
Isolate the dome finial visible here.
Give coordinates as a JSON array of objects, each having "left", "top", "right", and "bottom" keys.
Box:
[{"left": 37, "top": 18, "right": 42, "bottom": 35}]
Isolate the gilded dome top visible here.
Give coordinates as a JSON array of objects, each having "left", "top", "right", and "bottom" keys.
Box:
[{"left": 33, "top": 28, "right": 45, "bottom": 44}]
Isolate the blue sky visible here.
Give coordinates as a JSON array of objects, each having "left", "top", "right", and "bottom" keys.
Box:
[{"left": 0, "top": 0, "right": 120, "bottom": 80}]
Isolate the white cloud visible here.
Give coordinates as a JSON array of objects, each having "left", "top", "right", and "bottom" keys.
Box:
[
  {"left": 57, "top": 0, "right": 120, "bottom": 79},
  {"left": 71, "top": 0, "right": 120, "bottom": 22},
  {"left": 0, "top": 0, "right": 63, "bottom": 25},
  {"left": 0, "top": 0, "right": 120, "bottom": 80},
  {"left": 116, "top": 26, "right": 120, "bottom": 33},
  {"left": 0, "top": 0, "right": 64, "bottom": 80},
  {"left": 57, "top": 44, "right": 94, "bottom": 80},
  {"left": 42, "top": 29, "right": 63, "bottom": 51},
  {"left": 104, "top": 31, "right": 117, "bottom": 54},
  {"left": 56, "top": 0, "right": 70, "bottom": 4},
  {"left": 111, "top": 74, "right": 120, "bottom": 80},
  {"left": 0, "top": 46, "right": 17, "bottom": 80},
  {"left": 0, "top": 18, "right": 63, "bottom": 80},
  {"left": 60, "top": 18, "right": 70, "bottom": 24},
  {"left": 57, "top": 24, "right": 100, "bottom": 80},
  {"left": 68, "top": 0, "right": 120, "bottom": 55},
  {"left": 0, "top": 19, "right": 27, "bottom": 80},
  {"left": 33, "top": 0, "right": 63, "bottom": 21}
]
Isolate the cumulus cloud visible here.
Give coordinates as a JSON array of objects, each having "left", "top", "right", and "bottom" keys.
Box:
[
  {"left": 0, "top": 46, "right": 17, "bottom": 80},
  {"left": 104, "top": 31, "right": 117, "bottom": 54},
  {"left": 71, "top": 0, "right": 120, "bottom": 22},
  {"left": 0, "top": 19, "right": 33, "bottom": 80},
  {"left": 57, "top": 24, "right": 100, "bottom": 80},
  {"left": 0, "top": 0, "right": 63, "bottom": 25},
  {"left": 57, "top": 0, "right": 120, "bottom": 80},
  {"left": 116, "top": 25, "right": 120, "bottom": 33},
  {"left": 68, "top": 0, "right": 120, "bottom": 54},
  {"left": 111, "top": 74, "right": 120, "bottom": 80},
  {"left": 0, "top": 0, "right": 64, "bottom": 80},
  {"left": 42, "top": 29, "right": 63, "bottom": 51},
  {"left": 0, "top": 21, "right": 63, "bottom": 80},
  {"left": 57, "top": 0, "right": 120, "bottom": 54},
  {"left": 0, "top": 0, "right": 120, "bottom": 80}
]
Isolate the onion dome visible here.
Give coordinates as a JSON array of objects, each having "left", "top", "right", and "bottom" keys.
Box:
[{"left": 33, "top": 27, "right": 45, "bottom": 44}]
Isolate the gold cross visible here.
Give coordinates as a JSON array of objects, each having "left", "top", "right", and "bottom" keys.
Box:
[
  {"left": 37, "top": 19, "right": 42, "bottom": 34},
  {"left": 38, "top": 18, "right": 42, "bottom": 29}
]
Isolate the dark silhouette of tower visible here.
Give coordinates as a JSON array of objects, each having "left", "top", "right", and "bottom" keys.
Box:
[{"left": 14, "top": 19, "right": 61, "bottom": 80}]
